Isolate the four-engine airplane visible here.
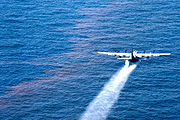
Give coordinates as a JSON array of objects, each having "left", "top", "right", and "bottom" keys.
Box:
[{"left": 98, "top": 48, "right": 171, "bottom": 62}]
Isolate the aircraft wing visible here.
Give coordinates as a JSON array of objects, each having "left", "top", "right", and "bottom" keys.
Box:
[
  {"left": 98, "top": 52, "right": 130, "bottom": 57},
  {"left": 136, "top": 53, "right": 171, "bottom": 57}
]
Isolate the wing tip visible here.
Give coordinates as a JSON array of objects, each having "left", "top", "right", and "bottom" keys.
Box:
[
  {"left": 163, "top": 53, "right": 171, "bottom": 55},
  {"left": 97, "top": 52, "right": 104, "bottom": 54}
]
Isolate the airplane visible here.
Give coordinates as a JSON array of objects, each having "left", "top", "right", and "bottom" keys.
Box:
[{"left": 98, "top": 48, "right": 171, "bottom": 62}]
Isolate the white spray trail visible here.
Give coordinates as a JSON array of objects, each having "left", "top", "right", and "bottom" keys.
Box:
[{"left": 80, "top": 60, "right": 137, "bottom": 120}]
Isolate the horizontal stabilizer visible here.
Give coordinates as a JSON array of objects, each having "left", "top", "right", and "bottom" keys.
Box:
[{"left": 117, "top": 58, "right": 131, "bottom": 60}]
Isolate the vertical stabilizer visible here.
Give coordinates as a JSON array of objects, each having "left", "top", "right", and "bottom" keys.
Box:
[{"left": 130, "top": 48, "right": 134, "bottom": 59}]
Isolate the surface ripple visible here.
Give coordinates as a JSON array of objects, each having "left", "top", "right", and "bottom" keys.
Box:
[{"left": 0, "top": 0, "right": 179, "bottom": 120}]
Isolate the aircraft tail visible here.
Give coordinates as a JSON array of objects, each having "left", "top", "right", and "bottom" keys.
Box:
[{"left": 130, "top": 48, "right": 133, "bottom": 59}]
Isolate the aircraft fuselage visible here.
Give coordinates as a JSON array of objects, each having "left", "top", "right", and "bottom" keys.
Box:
[
  {"left": 129, "top": 49, "right": 140, "bottom": 62},
  {"left": 129, "top": 57, "right": 139, "bottom": 62}
]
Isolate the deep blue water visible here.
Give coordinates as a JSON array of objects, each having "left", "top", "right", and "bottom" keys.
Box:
[{"left": 0, "top": 0, "right": 180, "bottom": 119}]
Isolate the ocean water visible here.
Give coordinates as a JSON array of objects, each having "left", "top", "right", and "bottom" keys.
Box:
[{"left": 0, "top": 0, "right": 180, "bottom": 120}]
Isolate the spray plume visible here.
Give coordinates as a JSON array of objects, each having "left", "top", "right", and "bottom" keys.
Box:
[{"left": 80, "top": 60, "right": 137, "bottom": 120}]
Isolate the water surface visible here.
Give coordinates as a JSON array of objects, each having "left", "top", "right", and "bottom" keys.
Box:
[{"left": 0, "top": 0, "right": 180, "bottom": 119}]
